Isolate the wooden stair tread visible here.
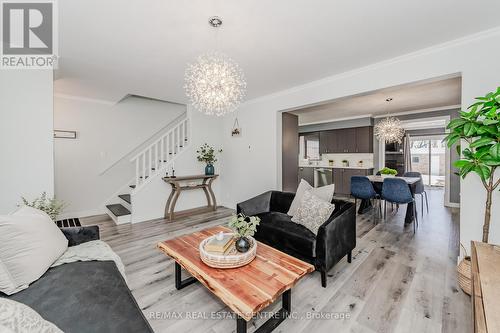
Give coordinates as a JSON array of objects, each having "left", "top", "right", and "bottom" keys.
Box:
[
  {"left": 106, "top": 204, "right": 131, "bottom": 217},
  {"left": 118, "top": 194, "right": 131, "bottom": 204}
]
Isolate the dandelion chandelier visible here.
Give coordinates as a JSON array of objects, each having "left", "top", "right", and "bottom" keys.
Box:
[
  {"left": 184, "top": 17, "right": 246, "bottom": 116},
  {"left": 374, "top": 117, "right": 405, "bottom": 144}
]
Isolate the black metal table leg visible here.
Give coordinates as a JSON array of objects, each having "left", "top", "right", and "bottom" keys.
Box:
[
  {"left": 174, "top": 262, "right": 197, "bottom": 290},
  {"left": 236, "top": 289, "right": 291, "bottom": 333}
]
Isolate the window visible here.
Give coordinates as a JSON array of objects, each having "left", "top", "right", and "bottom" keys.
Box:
[{"left": 299, "top": 132, "right": 320, "bottom": 160}]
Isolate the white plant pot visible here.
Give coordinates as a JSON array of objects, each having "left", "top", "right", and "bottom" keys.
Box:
[{"left": 381, "top": 174, "right": 395, "bottom": 178}]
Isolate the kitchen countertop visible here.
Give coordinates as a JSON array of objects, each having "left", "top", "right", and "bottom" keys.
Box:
[{"left": 299, "top": 165, "right": 374, "bottom": 170}]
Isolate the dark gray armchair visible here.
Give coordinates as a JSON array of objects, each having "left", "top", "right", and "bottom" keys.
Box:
[{"left": 237, "top": 191, "right": 356, "bottom": 287}]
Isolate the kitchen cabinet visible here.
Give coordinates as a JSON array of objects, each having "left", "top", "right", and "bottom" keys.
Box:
[
  {"left": 317, "top": 126, "right": 373, "bottom": 154},
  {"left": 355, "top": 126, "right": 373, "bottom": 153},
  {"left": 338, "top": 128, "right": 357, "bottom": 153},
  {"left": 333, "top": 168, "right": 374, "bottom": 195},
  {"left": 298, "top": 167, "right": 314, "bottom": 185},
  {"left": 319, "top": 130, "right": 337, "bottom": 154}
]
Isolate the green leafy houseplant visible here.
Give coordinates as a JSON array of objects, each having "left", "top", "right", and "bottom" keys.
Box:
[
  {"left": 196, "top": 143, "right": 222, "bottom": 165},
  {"left": 444, "top": 87, "right": 500, "bottom": 243},
  {"left": 20, "top": 192, "right": 65, "bottom": 221},
  {"left": 379, "top": 167, "right": 398, "bottom": 176},
  {"left": 228, "top": 213, "right": 260, "bottom": 238}
]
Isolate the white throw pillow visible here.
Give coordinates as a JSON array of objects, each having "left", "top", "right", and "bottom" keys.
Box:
[
  {"left": 287, "top": 180, "right": 335, "bottom": 216},
  {"left": 291, "top": 191, "right": 335, "bottom": 235},
  {"left": 287, "top": 179, "right": 313, "bottom": 216},
  {"left": 0, "top": 298, "right": 63, "bottom": 333},
  {"left": 0, "top": 207, "right": 68, "bottom": 295},
  {"left": 312, "top": 183, "right": 335, "bottom": 204}
]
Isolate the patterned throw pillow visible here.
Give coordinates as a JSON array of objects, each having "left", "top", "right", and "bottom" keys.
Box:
[{"left": 291, "top": 191, "right": 335, "bottom": 235}]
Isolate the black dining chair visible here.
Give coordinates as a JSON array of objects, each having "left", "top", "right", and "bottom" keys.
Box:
[
  {"left": 403, "top": 171, "right": 428, "bottom": 216},
  {"left": 350, "top": 176, "right": 381, "bottom": 223},
  {"left": 381, "top": 177, "right": 418, "bottom": 232}
]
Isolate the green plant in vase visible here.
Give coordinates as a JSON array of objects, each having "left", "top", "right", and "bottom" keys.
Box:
[
  {"left": 228, "top": 213, "right": 260, "bottom": 253},
  {"left": 379, "top": 167, "right": 398, "bottom": 177},
  {"left": 196, "top": 143, "right": 222, "bottom": 175},
  {"left": 444, "top": 87, "right": 500, "bottom": 243}
]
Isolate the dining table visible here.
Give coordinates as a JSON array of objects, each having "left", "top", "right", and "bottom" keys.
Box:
[{"left": 358, "top": 175, "right": 421, "bottom": 224}]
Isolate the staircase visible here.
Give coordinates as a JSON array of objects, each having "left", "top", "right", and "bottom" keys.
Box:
[{"left": 105, "top": 116, "right": 190, "bottom": 224}]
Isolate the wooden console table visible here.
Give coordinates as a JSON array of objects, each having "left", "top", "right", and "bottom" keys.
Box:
[
  {"left": 471, "top": 241, "right": 500, "bottom": 333},
  {"left": 162, "top": 174, "right": 218, "bottom": 221}
]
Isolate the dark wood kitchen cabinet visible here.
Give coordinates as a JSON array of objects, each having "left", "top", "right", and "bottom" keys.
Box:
[
  {"left": 318, "top": 126, "right": 373, "bottom": 154},
  {"left": 355, "top": 126, "right": 373, "bottom": 153},
  {"left": 339, "top": 128, "right": 357, "bottom": 153},
  {"left": 319, "top": 130, "right": 337, "bottom": 154},
  {"left": 298, "top": 167, "right": 314, "bottom": 185}
]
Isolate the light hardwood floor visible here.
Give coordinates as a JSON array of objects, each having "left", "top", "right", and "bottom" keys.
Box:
[{"left": 81, "top": 188, "right": 471, "bottom": 333}]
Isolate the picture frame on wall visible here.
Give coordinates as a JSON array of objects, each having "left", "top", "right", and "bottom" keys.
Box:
[{"left": 54, "top": 130, "right": 77, "bottom": 139}]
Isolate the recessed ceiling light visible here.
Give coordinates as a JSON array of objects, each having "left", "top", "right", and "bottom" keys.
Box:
[{"left": 386, "top": 98, "right": 393, "bottom": 102}]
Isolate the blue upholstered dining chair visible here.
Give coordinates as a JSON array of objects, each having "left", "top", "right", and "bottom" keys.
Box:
[
  {"left": 403, "top": 171, "right": 428, "bottom": 216},
  {"left": 381, "top": 177, "right": 418, "bottom": 232},
  {"left": 350, "top": 176, "right": 381, "bottom": 223}
]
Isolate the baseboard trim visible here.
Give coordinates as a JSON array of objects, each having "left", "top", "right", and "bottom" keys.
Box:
[{"left": 58, "top": 208, "right": 106, "bottom": 220}]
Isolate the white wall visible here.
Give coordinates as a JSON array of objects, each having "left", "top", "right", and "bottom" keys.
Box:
[
  {"left": 54, "top": 95, "right": 185, "bottom": 217},
  {"left": 222, "top": 28, "right": 500, "bottom": 252},
  {"left": 0, "top": 70, "right": 54, "bottom": 213},
  {"left": 131, "top": 106, "right": 225, "bottom": 223}
]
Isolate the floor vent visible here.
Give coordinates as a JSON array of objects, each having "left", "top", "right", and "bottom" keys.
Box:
[{"left": 56, "top": 218, "right": 81, "bottom": 228}]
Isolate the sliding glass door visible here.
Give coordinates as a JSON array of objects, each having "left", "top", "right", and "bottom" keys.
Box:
[{"left": 409, "top": 135, "right": 445, "bottom": 187}]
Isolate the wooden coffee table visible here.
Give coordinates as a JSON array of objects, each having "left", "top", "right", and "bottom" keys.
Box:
[{"left": 157, "top": 226, "right": 314, "bottom": 333}]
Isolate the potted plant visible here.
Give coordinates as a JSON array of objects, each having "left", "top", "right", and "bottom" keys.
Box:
[
  {"left": 379, "top": 167, "right": 398, "bottom": 178},
  {"left": 20, "top": 192, "right": 65, "bottom": 221},
  {"left": 444, "top": 87, "right": 500, "bottom": 243},
  {"left": 342, "top": 160, "right": 349, "bottom": 167},
  {"left": 228, "top": 213, "right": 260, "bottom": 253},
  {"left": 196, "top": 143, "right": 222, "bottom": 175}
]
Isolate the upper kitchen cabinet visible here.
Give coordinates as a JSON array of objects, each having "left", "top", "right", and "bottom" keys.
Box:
[
  {"left": 337, "top": 128, "right": 357, "bottom": 153},
  {"left": 318, "top": 126, "right": 373, "bottom": 154},
  {"left": 355, "top": 126, "right": 373, "bottom": 153},
  {"left": 319, "top": 130, "right": 337, "bottom": 154}
]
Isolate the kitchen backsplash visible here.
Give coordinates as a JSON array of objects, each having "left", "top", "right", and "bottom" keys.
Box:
[{"left": 300, "top": 153, "right": 374, "bottom": 168}]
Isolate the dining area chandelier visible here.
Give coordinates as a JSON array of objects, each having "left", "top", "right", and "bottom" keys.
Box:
[
  {"left": 374, "top": 116, "right": 405, "bottom": 144},
  {"left": 184, "top": 16, "right": 246, "bottom": 117}
]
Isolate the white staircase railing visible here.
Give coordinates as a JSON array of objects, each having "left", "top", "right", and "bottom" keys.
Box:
[{"left": 130, "top": 116, "right": 189, "bottom": 191}]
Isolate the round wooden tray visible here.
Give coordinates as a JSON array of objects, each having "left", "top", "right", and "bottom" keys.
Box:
[{"left": 199, "top": 233, "right": 257, "bottom": 269}]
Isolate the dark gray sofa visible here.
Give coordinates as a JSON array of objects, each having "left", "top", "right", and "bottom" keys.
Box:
[{"left": 0, "top": 226, "right": 154, "bottom": 333}]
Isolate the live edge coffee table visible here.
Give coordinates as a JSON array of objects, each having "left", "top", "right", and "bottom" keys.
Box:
[{"left": 157, "top": 226, "right": 314, "bottom": 333}]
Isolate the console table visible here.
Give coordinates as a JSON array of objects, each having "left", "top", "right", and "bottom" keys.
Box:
[
  {"left": 162, "top": 174, "right": 218, "bottom": 221},
  {"left": 471, "top": 241, "right": 500, "bottom": 333}
]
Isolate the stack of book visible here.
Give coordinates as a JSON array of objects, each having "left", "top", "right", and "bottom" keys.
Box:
[{"left": 205, "top": 234, "right": 234, "bottom": 254}]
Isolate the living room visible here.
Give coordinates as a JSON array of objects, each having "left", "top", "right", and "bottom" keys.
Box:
[{"left": 1, "top": 1, "right": 500, "bottom": 333}]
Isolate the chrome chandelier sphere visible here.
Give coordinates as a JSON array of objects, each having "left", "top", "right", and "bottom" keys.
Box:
[
  {"left": 184, "top": 51, "right": 246, "bottom": 116},
  {"left": 374, "top": 117, "right": 405, "bottom": 143}
]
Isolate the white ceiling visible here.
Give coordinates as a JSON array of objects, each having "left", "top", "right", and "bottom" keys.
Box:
[
  {"left": 55, "top": 0, "right": 500, "bottom": 104},
  {"left": 289, "top": 76, "right": 462, "bottom": 124}
]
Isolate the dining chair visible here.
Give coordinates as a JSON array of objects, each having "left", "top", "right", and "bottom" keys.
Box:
[
  {"left": 403, "top": 171, "right": 428, "bottom": 216},
  {"left": 350, "top": 176, "right": 382, "bottom": 223},
  {"left": 381, "top": 177, "right": 418, "bottom": 232}
]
